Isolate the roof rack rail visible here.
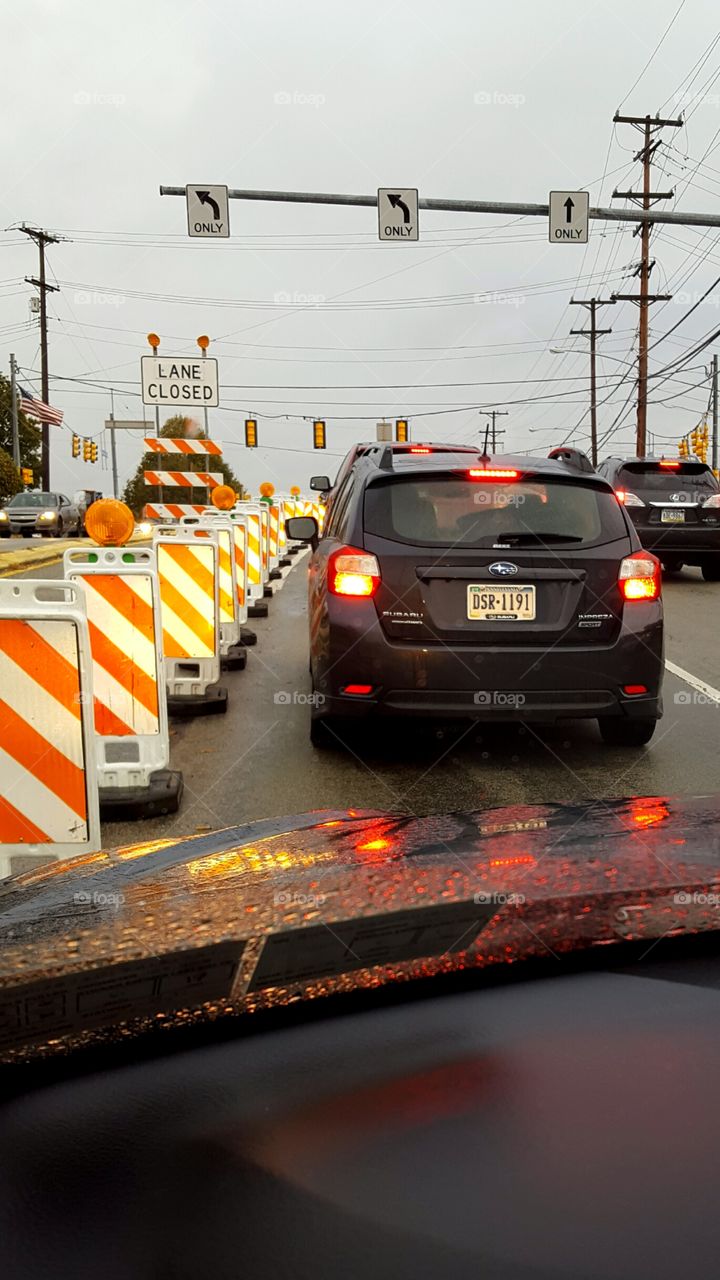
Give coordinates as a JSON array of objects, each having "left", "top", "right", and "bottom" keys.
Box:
[{"left": 547, "top": 446, "right": 595, "bottom": 474}]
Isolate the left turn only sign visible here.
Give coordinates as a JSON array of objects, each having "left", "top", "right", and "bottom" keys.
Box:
[{"left": 186, "top": 184, "right": 230, "bottom": 238}]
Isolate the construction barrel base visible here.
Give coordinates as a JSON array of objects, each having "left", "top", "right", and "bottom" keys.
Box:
[
  {"left": 167, "top": 684, "right": 229, "bottom": 718},
  {"left": 221, "top": 643, "right": 248, "bottom": 672},
  {"left": 98, "top": 769, "right": 184, "bottom": 821}
]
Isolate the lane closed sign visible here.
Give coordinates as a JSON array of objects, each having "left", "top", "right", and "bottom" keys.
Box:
[{"left": 141, "top": 356, "right": 220, "bottom": 407}]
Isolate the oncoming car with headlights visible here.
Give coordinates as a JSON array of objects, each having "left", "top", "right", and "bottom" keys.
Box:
[
  {"left": 287, "top": 445, "right": 665, "bottom": 749},
  {"left": 0, "top": 491, "right": 81, "bottom": 538}
]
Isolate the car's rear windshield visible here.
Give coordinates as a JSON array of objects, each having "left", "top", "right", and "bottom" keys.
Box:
[
  {"left": 617, "top": 462, "right": 718, "bottom": 494},
  {"left": 6, "top": 492, "right": 56, "bottom": 508},
  {"left": 363, "top": 474, "right": 627, "bottom": 548}
]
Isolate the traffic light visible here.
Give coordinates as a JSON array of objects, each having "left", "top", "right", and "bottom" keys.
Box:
[
  {"left": 245, "top": 418, "right": 258, "bottom": 448},
  {"left": 395, "top": 418, "right": 409, "bottom": 442},
  {"left": 21, "top": 467, "right": 33, "bottom": 485},
  {"left": 678, "top": 437, "right": 689, "bottom": 457},
  {"left": 90, "top": 441, "right": 98, "bottom": 463},
  {"left": 72, "top": 434, "right": 81, "bottom": 457},
  {"left": 313, "top": 419, "right": 326, "bottom": 449},
  {"left": 83, "top": 439, "right": 91, "bottom": 462}
]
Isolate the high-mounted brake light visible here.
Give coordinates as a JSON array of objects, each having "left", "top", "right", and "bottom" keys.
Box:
[
  {"left": 659, "top": 459, "right": 681, "bottom": 468},
  {"left": 409, "top": 446, "right": 432, "bottom": 453},
  {"left": 467, "top": 468, "right": 519, "bottom": 480},
  {"left": 618, "top": 552, "right": 661, "bottom": 602},
  {"left": 328, "top": 546, "right": 381, "bottom": 598}
]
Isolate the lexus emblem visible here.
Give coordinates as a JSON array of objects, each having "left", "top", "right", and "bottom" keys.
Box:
[{"left": 489, "top": 561, "right": 518, "bottom": 577}]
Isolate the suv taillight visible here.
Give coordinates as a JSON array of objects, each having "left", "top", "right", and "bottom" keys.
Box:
[
  {"left": 328, "top": 546, "right": 381, "bottom": 597},
  {"left": 616, "top": 490, "right": 645, "bottom": 507},
  {"left": 702, "top": 493, "right": 720, "bottom": 508},
  {"left": 619, "top": 552, "right": 661, "bottom": 602}
]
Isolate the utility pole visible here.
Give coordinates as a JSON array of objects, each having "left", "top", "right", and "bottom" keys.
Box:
[
  {"left": 21, "top": 226, "right": 60, "bottom": 489},
  {"left": 109, "top": 388, "right": 119, "bottom": 499},
  {"left": 9, "top": 354, "right": 20, "bottom": 468},
  {"left": 569, "top": 297, "right": 615, "bottom": 466},
  {"left": 611, "top": 113, "right": 682, "bottom": 457},
  {"left": 707, "top": 355, "right": 712, "bottom": 476},
  {"left": 480, "top": 409, "right": 508, "bottom": 451}
]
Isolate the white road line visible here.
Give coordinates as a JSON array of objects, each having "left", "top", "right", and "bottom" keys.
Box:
[{"left": 665, "top": 659, "right": 720, "bottom": 706}]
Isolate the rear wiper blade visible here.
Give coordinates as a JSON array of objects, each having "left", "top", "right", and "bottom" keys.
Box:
[{"left": 496, "top": 532, "right": 583, "bottom": 544}]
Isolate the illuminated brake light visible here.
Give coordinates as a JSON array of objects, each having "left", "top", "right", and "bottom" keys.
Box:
[
  {"left": 409, "top": 446, "right": 431, "bottom": 453},
  {"left": 343, "top": 684, "right": 373, "bottom": 696},
  {"left": 618, "top": 552, "right": 661, "bottom": 602},
  {"left": 623, "top": 684, "right": 648, "bottom": 695},
  {"left": 328, "top": 546, "right": 381, "bottom": 598},
  {"left": 659, "top": 460, "right": 681, "bottom": 468},
  {"left": 467, "top": 468, "right": 519, "bottom": 480},
  {"left": 616, "top": 489, "right": 645, "bottom": 507}
]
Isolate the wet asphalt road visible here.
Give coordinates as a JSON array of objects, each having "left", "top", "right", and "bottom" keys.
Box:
[{"left": 6, "top": 549, "right": 720, "bottom": 846}]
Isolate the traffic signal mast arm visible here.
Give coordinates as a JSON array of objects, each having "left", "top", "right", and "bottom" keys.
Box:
[{"left": 159, "top": 185, "right": 720, "bottom": 230}]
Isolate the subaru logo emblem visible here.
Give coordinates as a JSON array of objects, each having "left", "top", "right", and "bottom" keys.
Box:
[{"left": 489, "top": 561, "right": 518, "bottom": 577}]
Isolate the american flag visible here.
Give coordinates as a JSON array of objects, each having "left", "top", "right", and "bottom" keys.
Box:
[{"left": 18, "top": 386, "right": 64, "bottom": 425}]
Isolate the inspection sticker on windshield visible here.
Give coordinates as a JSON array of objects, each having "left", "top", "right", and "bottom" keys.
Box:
[
  {"left": 248, "top": 899, "right": 498, "bottom": 992},
  {"left": 0, "top": 940, "right": 246, "bottom": 1051},
  {"left": 468, "top": 585, "right": 536, "bottom": 621}
]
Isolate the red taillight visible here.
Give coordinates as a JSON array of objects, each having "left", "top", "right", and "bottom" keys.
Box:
[
  {"left": 328, "top": 546, "right": 381, "bottom": 598},
  {"left": 659, "top": 460, "right": 681, "bottom": 468},
  {"left": 409, "top": 446, "right": 431, "bottom": 453},
  {"left": 623, "top": 684, "right": 648, "bottom": 695},
  {"left": 615, "top": 489, "right": 626, "bottom": 504},
  {"left": 467, "top": 468, "right": 519, "bottom": 480},
  {"left": 618, "top": 552, "right": 661, "bottom": 602},
  {"left": 342, "top": 684, "right": 373, "bottom": 696}
]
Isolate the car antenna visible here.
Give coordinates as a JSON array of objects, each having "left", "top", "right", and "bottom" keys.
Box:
[
  {"left": 377, "top": 444, "right": 394, "bottom": 470},
  {"left": 478, "top": 423, "right": 491, "bottom": 462}
]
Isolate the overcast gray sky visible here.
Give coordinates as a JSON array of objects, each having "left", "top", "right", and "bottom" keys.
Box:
[{"left": 2, "top": 0, "right": 720, "bottom": 497}]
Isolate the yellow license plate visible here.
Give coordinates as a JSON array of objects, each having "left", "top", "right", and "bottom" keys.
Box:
[{"left": 467, "top": 585, "right": 536, "bottom": 621}]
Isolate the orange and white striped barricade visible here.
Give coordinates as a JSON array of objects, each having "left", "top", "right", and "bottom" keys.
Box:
[
  {"left": 144, "top": 503, "right": 208, "bottom": 522},
  {"left": 0, "top": 578, "right": 101, "bottom": 880},
  {"left": 283, "top": 495, "right": 302, "bottom": 558},
  {"left": 226, "top": 510, "right": 256, "bottom": 646},
  {"left": 179, "top": 514, "right": 247, "bottom": 671},
  {"left": 259, "top": 504, "right": 274, "bottom": 600},
  {"left": 277, "top": 493, "right": 292, "bottom": 566},
  {"left": 236, "top": 502, "right": 269, "bottom": 618},
  {"left": 63, "top": 545, "right": 183, "bottom": 819},
  {"left": 267, "top": 501, "right": 282, "bottom": 581},
  {"left": 152, "top": 524, "right": 228, "bottom": 717}
]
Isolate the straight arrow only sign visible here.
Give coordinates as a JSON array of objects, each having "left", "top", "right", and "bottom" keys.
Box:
[
  {"left": 378, "top": 188, "right": 419, "bottom": 241},
  {"left": 549, "top": 190, "right": 589, "bottom": 243}
]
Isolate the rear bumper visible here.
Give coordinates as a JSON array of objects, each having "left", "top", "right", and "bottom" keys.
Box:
[
  {"left": 312, "top": 599, "right": 664, "bottom": 724},
  {"left": 632, "top": 523, "right": 720, "bottom": 557}
]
